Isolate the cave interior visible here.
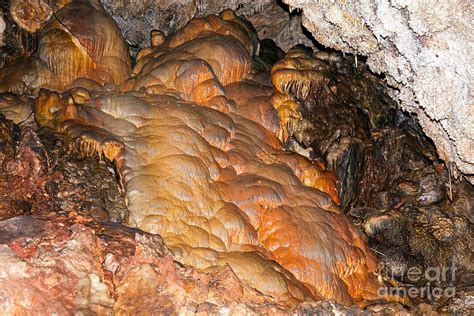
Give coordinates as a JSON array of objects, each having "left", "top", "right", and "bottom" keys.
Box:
[{"left": 0, "top": 0, "right": 472, "bottom": 314}]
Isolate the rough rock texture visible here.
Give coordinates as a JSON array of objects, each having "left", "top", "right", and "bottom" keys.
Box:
[
  {"left": 242, "top": 1, "right": 315, "bottom": 51},
  {"left": 0, "top": 109, "right": 428, "bottom": 314},
  {"left": 2, "top": 0, "right": 472, "bottom": 182},
  {"left": 9, "top": 0, "right": 54, "bottom": 33},
  {"left": 0, "top": 10, "right": 5, "bottom": 46},
  {"left": 269, "top": 44, "right": 473, "bottom": 312},
  {"left": 28, "top": 5, "right": 386, "bottom": 306},
  {"left": 282, "top": 0, "right": 473, "bottom": 182},
  {"left": 0, "top": 216, "right": 289, "bottom": 314},
  {"left": 0, "top": 110, "right": 127, "bottom": 223},
  {"left": 0, "top": 0, "right": 472, "bottom": 313},
  {"left": 101, "top": 0, "right": 315, "bottom": 57},
  {"left": 100, "top": 0, "right": 270, "bottom": 56},
  {"left": 1, "top": 215, "right": 426, "bottom": 315},
  {"left": 33, "top": 80, "right": 378, "bottom": 305}
]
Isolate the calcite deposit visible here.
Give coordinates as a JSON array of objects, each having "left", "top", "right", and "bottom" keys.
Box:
[
  {"left": 281, "top": 0, "right": 474, "bottom": 182},
  {"left": 1, "top": 0, "right": 472, "bottom": 184},
  {"left": 0, "top": 0, "right": 131, "bottom": 94},
  {"left": 267, "top": 44, "right": 473, "bottom": 307},
  {"left": 1, "top": 216, "right": 426, "bottom": 314},
  {"left": 24, "top": 3, "right": 385, "bottom": 306},
  {"left": 0, "top": 0, "right": 472, "bottom": 314}
]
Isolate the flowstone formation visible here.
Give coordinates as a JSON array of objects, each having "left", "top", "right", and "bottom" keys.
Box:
[
  {"left": 0, "top": 216, "right": 418, "bottom": 314},
  {"left": 269, "top": 45, "right": 473, "bottom": 310},
  {"left": 281, "top": 0, "right": 474, "bottom": 183},
  {"left": 0, "top": 0, "right": 131, "bottom": 94},
  {"left": 2, "top": 1, "right": 472, "bottom": 183},
  {"left": 0, "top": 0, "right": 472, "bottom": 314},
  {"left": 32, "top": 8, "right": 388, "bottom": 305}
]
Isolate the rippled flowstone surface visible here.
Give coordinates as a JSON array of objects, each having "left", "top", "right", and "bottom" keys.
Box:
[
  {"left": 7, "top": 1, "right": 387, "bottom": 306},
  {"left": 0, "top": 0, "right": 472, "bottom": 314},
  {"left": 3, "top": 0, "right": 471, "bottom": 182}
]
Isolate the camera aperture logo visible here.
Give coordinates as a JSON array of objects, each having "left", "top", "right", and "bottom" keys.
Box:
[{"left": 377, "top": 264, "right": 457, "bottom": 300}]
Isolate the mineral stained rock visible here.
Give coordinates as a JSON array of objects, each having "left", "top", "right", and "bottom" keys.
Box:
[
  {"left": 281, "top": 0, "right": 474, "bottom": 182},
  {"left": 1, "top": 0, "right": 471, "bottom": 313},
  {"left": 0, "top": 108, "right": 127, "bottom": 223},
  {"left": 0, "top": 216, "right": 288, "bottom": 314},
  {"left": 31, "top": 7, "right": 386, "bottom": 306},
  {"left": 268, "top": 41, "right": 473, "bottom": 308},
  {"left": 0, "top": 216, "right": 419, "bottom": 314},
  {"left": 9, "top": 0, "right": 54, "bottom": 33},
  {"left": 5, "top": 0, "right": 471, "bottom": 183},
  {"left": 33, "top": 83, "right": 375, "bottom": 305},
  {"left": 0, "top": 0, "right": 131, "bottom": 94}
]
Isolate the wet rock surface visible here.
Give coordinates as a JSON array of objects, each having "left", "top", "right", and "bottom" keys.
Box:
[
  {"left": 2, "top": 0, "right": 471, "bottom": 182},
  {"left": 0, "top": 0, "right": 472, "bottom": 314},
  {"left": 271, "top": 47, "right": 473, "bottom": 313}
]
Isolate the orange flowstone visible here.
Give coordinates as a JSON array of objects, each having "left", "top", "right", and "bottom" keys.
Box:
[{"left": 0, "top": 2, "right": 384, "bottom": 306}]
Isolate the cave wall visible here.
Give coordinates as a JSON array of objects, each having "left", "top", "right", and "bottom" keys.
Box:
[
  {"left": 1, "top": 0, "right": 472, "bottom": 182},
  {"left": 100, "top": 0, "right": 252, "bottom": 52},
  {"left": 282, "top": 0, "right": 473, "bottom": 182},
  {"left": 103, "top": 0, "right": 473, "bottom": 181},
  {"left": 100, "top": 0, "right": 314, "bottom": 54}
]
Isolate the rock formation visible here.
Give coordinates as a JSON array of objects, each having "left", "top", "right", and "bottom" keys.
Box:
[
  {"left": 1, "top": 0, "right": 131, "bottom": 94},
  {"left": 32, "top": 8, "right": 384, "bottom": 304},
  {"left": 267, "top": 43, "right": 473, "bottom": 304},
  {"left": 0, "top": 216, "right": 291, "bottom": 314},
  {"left": 0, "top": 0, "right": 472, "bottom": 314},
  {"left": 281, "top": 0, "right": 473, "bottom": 183},
  {"left": 3, "top": 0, "right": 471, "bottom": 185}
]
